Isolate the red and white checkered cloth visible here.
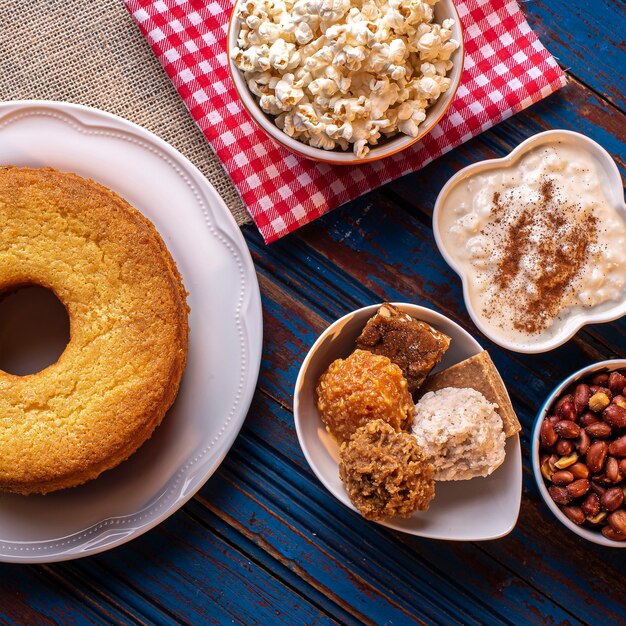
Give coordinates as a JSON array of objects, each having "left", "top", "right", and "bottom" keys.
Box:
[{"left": 125, "top": 0, "right": 566, "bottom": 243}]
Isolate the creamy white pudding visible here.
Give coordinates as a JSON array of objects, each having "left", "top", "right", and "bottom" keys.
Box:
[{"left": 437, "top": 142, "right": 626, "bottom": 347}]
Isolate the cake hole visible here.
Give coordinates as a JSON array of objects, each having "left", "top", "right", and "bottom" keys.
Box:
[{"left": 0, "top": 286, "right": 70, "bottom": 375}]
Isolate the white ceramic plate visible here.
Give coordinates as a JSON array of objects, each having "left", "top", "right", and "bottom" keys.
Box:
[
  {"left": 0, "top": 101, "right": 262, "bottom": 562},
  {"left": 433, "top": 130, "right": 626, "bottom": 353},
  {"left": 294, "top": 304, "right": 522, "bottom": 541}
]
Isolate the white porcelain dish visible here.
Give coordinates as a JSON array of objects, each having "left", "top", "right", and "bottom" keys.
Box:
[
  {"left": 531, "top": 359, "right": 626, "bottom": 548},
  {"left": 0, "top": 101, "right": 263, "bottom": 563},
  {"left": 227, "top": 0, "right": 464, "bottom": 165},
  {"left": 433, "top": 130, "right": 626, "bottom": 353},
  {"left": 294, "top": 303, "right": 522, "bottom": 540}
]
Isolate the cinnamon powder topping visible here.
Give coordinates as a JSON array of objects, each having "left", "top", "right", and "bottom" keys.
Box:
[{"left": 482, "top": 179, "right": 598, "bottom": 334}]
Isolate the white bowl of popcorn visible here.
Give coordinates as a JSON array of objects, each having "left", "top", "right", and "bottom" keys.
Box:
[{"left": 228, "top": 0, "right": 464, "bottom": 164}]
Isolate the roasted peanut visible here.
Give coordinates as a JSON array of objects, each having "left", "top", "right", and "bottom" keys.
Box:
[
  {"left": 579, "top": 412, "right": 600, "bottom": 428},
  {"left": 589, "top": 391, "right": 611, "bottom": 412},
  {"left": 620, "top": 459, "right": 626, "bottom": 476},
  {"left": 585, "top": 422, "right": 613, "bottom": 438},
  {"left": 581, "top": 492, "right": 600, "bottom": 517},
  {"left": 541, "top": 457, "right": 555, "bottom": 481},
  {"left": 587, "top": 511, "right": 607, "bottom": 525},
  {"left": 590, "top": 372, "right": 609, "bottom": 386},
  {"left": 603, "top": 404, "right": 626, "bottom": 429},
  {"left": 548, "top": 485, "right": 572, "bottom": 505},
  {"left": 608, "top": 510, "right": 626, "bottom": 535},
  {"left": 555, "top": 393, "right": 574, "bottom": 414},
  {"left": 559, "top": 400, "right": 577, "bottom": 422},
  {"left": 561, "top": 506, "right": 585, "bottom": 525},
  {"left": 551, "top": 470, "right": 574, "bottom": 486},
  {"left": 593, "top": 472, "right": 612, "bottom": 486},
  {"left": 590, "top": 480, "right": 607, "bottom": 497},
  {"left": 540, "top": 418, "right": 558, "bottom": 447},
  {"left": 554, "top": 453, "right": 578, "bottom": 469},
  {"left": 608, "top": 435, "right": 626, "bottom": 457},
  {"left": 570, "top": 462, "right": 589, "bottom": 480},
  {"left": 576, "top": 430, "right": 591, "bottom": 455},
  {"left": 606, "top": 457, "right": 621, "bottom": 483},
  {"left": 566, "top": 479, "right": 590, "bottom": 499},
  {"left": 600, "top": 487, "right": 624, "bottom": 511},
  {"left": 608, "top": 371, "right": 626, "bottom": 396},
  {"left": 601, "top": 525, "right": 626, "bottom": 541},
  {"left": 613, "top": 395, "right": 626, "bottom": 410},
  {"left": 590, "top": 385, "right": 612, "bottom": 400},
  {"left": 556, "top": 439, "right": 573, "bottom": 456},
  {"left": 573, "top": 384, "right": 590, "bottom": 414},
  {"left": 554, "top": 420, "right": 580, "bottom": 438},
  {"left": 586, "top": 441, "right": 608, "bottom": 473}
]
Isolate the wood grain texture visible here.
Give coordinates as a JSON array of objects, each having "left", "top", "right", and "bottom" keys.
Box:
[{"left": 1, "top": 1, "right": 626, "bottom": 624}]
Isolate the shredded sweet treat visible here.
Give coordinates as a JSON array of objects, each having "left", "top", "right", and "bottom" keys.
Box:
[
  {"left": 412, "top": 387, "right": 506, "bottom": 481},
  {"left": 339, "top": 419, "right": 435, "bottom": 520},
  {"left": 355, "top": 303, "right": 450, "bottom": 394},
  {"left": 316, "top": 349, "right": 413, "bottom": 443}
]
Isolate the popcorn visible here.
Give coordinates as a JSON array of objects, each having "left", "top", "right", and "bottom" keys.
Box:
[{"left": 231, "top": 0, "right": 459, "bottom": 157}]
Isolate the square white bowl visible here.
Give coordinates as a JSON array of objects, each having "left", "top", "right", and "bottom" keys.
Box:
[{"left": 294, "top": 303, "right": 522, "bottom": 540}]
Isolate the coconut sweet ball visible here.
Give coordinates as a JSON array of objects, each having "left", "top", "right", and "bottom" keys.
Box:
[
  {"left": 412, "top": 387, "right": 506, "bottom": 481},
  {"left": 339, "top": 419, "right": 435, "bottom": 520},
  {"left": 316, "top": 349, "right": 414, "bottom": 444}
]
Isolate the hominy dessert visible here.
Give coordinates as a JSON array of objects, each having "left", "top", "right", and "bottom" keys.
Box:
[{"left": 437, "top": 142, "right": 626, "bottom": 346}]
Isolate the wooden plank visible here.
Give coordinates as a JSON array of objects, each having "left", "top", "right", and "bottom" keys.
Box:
[
  {"left": 195, "top": 413, "right": 581, "bottom": 626},
  {"left": 70, "top": 506, "right": 341, "bottom": 626},
  {"left": 522, "top": 0, "right": 626, "bottom": 111},
  {"left": 0, "top": 563, "right": 134, "bottom": 625}
]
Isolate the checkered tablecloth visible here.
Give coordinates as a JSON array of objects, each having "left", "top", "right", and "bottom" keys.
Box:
[{"left": 125, "top": 0, "right": 566, "bottom": 243}]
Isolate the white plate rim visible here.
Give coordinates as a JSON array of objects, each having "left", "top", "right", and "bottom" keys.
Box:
[{"left": 0, "top": 100, "right": 262, "bottom": 562}]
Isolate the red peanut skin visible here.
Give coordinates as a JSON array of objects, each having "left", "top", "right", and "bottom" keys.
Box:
[{"left": 540, "top": 369, "right": 626, "bottom": 543}]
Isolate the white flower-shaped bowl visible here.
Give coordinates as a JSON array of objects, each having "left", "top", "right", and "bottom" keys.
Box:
[
  {"left": 293, "top": 303, "right": 522, "bottom": 540},
  {"left": 532, "top": 359, "right": 626, "bottom": 548},
  {"left": 433, "top": 130, "right": 626, "bottom": 353},
  {"left": 227, "top": 0, "right": 464, "bottom": 165}
]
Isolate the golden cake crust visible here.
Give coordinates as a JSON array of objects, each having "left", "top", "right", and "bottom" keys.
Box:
[{"left": 0, "top": 166, "right": 190, "bottom": 495}]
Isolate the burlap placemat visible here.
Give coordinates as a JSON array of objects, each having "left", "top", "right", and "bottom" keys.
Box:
[{"left": 0, "top": 0, "right": 249, "bottom": 225}]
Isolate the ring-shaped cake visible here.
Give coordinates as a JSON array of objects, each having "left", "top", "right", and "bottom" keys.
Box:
[{"left": 0, "top": 167, "right": 189, "bottom": 495}]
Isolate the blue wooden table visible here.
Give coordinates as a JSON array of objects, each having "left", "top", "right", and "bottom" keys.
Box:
[{"left": 2, "top": 1, "right": 625, "bottom": 624}]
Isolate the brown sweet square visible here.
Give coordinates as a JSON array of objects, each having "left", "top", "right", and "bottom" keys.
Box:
[{"left": 356, "top": 303, "right": 451, "bottom": 394}]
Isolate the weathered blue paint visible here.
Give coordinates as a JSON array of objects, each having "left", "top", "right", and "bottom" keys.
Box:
[{"left": 2, "top": 1, "right": 625, "bottom": 624}]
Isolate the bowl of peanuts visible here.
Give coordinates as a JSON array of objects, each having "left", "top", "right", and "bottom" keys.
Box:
[{"left": 533, "top": 360, "right": 626, "bottom": 546}]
